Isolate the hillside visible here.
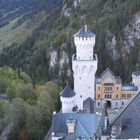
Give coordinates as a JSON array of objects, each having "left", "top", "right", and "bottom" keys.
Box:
[{"left": 0, "top": 0, "right": 140, "bottom": 85}]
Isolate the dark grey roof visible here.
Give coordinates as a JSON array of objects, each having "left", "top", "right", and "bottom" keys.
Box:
[
  {"left": 110, "top": 92, "right": 140, "bottom": 139},
  {"left": 52, "top": 113, "right": 100, "bottom": 139},
  {"left": 60, "top": 85, "right": 76, "bottom": 98},
  {"left": 83, "top": 97, "right": 95, "bottom": 113},
  {"left": 132, "top": 71, "right": 140, "bottom": 76},
  {"left": 74, "top": 25, "right": 95, "bottom": 38}
]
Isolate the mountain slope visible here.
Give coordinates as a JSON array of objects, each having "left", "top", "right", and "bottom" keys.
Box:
[{"left": 0, "top": 0, "right": 140, "bottom": 84}]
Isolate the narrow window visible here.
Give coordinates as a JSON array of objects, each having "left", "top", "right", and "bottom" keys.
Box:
[{"left": 122, "top": 102, "right": 124, "bottom": 105}]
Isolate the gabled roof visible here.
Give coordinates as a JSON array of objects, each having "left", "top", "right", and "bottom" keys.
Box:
[
  {"left": 101, "top": 68, "right": 115, "bottom": 78},
  {"left": 60, "top": 85, "right": 76, "bottom": 98},
  {"left": 100, "top": 68, "right": 122, "bottom": 84},
  {"left": 74, "top": 25, "right": 95, "bottom": 38},
  {"left": 110, "top": 92, "right": 140, "bottom": 139},
  {"left": 52, "top": 113, "right": 100, "bottom": 139}
]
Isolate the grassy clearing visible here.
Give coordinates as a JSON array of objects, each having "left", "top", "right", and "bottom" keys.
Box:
[{"left": 0, "top": 11, "right": 46, "bottom": 52}]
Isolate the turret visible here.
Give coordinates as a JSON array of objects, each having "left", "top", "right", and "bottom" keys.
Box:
[{"left": 60, "top": 85, "right": 76, "bottom": 113}]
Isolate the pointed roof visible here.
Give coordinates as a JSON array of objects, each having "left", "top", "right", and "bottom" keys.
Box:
[
  {"left": 60, "top": 85, "right": 76, "bottom": 98},
  {"left": 100, "top": 68, "right": 122, "bottom": 84},
  {"left": 110, "top": 92, "right": 140, "bottom": 139},
  {"left": 74, "top": 25, "right": 95, "bottom": 38},
  {"left": 101, "top": 68, "right": 115, "bottom": 78}
]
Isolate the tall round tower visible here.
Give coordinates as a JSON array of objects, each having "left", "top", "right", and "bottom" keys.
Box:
[
  {"left": 72, "top": 25, "right": 98, "bottom": 110},
  {"left": 60, "top": 85, "right": 76, "bottom": 113}
]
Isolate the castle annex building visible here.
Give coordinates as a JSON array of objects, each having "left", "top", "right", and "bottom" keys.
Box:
[
  {"left": 46, "top": 25, "right": 140, "bottom": 140},
  {"left": 95, "top": 68, "right": 138, "bottom": 109}
]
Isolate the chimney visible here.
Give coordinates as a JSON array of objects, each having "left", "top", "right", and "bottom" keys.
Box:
[{"left": 66, "top": 118, "right": 76, "bottom": 134}]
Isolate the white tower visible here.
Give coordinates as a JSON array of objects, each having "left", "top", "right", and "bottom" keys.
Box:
[
  {"left": 72, "top": 25, "right": 98, "bottom": 110},
  {"left": 60, "top": 85, "right": 76, "bottom": 113}
]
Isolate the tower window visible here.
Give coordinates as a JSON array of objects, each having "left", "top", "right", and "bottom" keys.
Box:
[
  {"left": 98, "top": 95, "right": 100, "bottom": 99},
  {"left": 122, "top": 102, "right": 124, "bottom": 105},
  {"left": 98, "top": 102, "right": 100, "bottom": 106},
  {"left": 80, "top": 95, "right": 82, "bottom": 98}
]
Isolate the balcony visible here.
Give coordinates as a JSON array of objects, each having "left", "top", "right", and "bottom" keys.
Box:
[{"left": 72, "top": 54, "right": 98, "bottom": 61}]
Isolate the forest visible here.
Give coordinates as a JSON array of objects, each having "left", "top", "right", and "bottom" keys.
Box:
[{"left": 0, "top": 67, "right": 61, "bottom": 140}]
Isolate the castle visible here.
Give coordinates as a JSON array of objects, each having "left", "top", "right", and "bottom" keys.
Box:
[
  {"left": 95, "top": 68, "right": 139, "bottom": 109},
  {"left": 47, "top": 25, "right": 140, "bottom": 140}
]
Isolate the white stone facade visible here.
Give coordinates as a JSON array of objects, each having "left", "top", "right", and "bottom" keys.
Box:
[
  {"left": 132, "top": 73, "right": 140, "bottom": 87},
  {"left": 72, "top": 57, "right": 97, "bottom": 110},
  {"left": 60, "top": 96, "right": 75, "bottom": 113},
  {"left": 74, "top": 36, "right": 95, "bottom": 60}
]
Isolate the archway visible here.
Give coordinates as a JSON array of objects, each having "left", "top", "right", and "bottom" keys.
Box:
[{"left": 106, "top": 100, "right": 111, "bottom": 108}]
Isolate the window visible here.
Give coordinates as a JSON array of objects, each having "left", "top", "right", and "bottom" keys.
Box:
[
  {"left": 127, "top": 94, "right": 131, "bottom": 98},
  {"left": 80, "top": 95, "right": 82, "bottom": 98},
  {"left": 89, "top": 86, "right": 90, "bottom": 89},
  {"left": 122, "top": 102, "right": 124, "bottom": 105},
  {"left": 105, "top": 94, "right": 112, "bottom": 99},
  {"left": 79, "top": 77, "right": 81, "bottom": 79},
  {"left": 98, "top": 95, "right": 100, "bottom": 99},
  {"left": 98, "top": 87, "right": 100, "bottom": 90},
  {"left": 116, "top": 94, "right": 118, "bottom": 98},
  {"left": 116, "top": 102, "right": 118, "bottom": 106},
  {"left": 117, "top": 87, "right": 119, "bottom": 90},
  {"left": 98, "top": 102, "right": 100, "bottom": 106}
]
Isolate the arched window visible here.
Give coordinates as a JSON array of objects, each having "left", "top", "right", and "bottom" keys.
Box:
[
  {"left": 74, "top": 66, "right": 80, "bottom": 74},
  {"left": 82, "top": 65, "right": 88, "bottom": 74}
]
